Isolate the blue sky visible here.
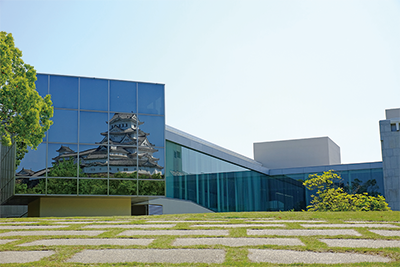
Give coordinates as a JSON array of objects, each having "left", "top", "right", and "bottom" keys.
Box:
[{"left": 1, "top": 0, "right": 399, "bottom": 164}]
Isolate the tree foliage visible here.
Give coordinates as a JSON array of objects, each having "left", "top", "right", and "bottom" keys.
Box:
[
  {"left": 303, "top": 170, "right": 390, "bottom": 211},
  {"left": 0, "top": 31, "right": 53, "bottom": 166}
]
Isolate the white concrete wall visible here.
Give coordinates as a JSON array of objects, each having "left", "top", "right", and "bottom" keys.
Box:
[{"left": 253, "top": 137, "right": 341, "bottom": 169}]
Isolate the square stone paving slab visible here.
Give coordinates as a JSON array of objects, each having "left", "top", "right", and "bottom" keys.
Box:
[
  {"left": 83, "top": 224, "right": 176, "bottom": 229},
  {"left": 248, "top": 220, "right": 326, "bottom": 223},
  {"left": 0, "top": 239, "right": 17, "bottom": 245},
  {"left": 320, "top": 238, "right": 400, "bottom": 248},
  {"left": 0, "top": 230, "right": 105, "bottom": 237},
  {"left": 248, "top": 229, "right": 361, "bottom": 236},
  {"left": 118, "top": 230, "right": 229, "bottom": 236},
  {"left": 66, "top": 249, "right": 225, "bottom": 263},
  {"left": 191, "top": 224, "right": 286, "bottom": 228},
  {"left": 301, "top": 223, "right": 399, "bottom": 228},
  {"left": 0, "top": 251, "right": 55, "bottom": 263},
  {"left": 370, "top": 230, "right": 400, "bottom": 236},
  {"left": 248, "top": 249, "right": 391, "bottom": 264},
  {"left": 0, "top": 225, "right": 69, "bottom": 230},
  {"left": 18, "top": 238, "right": 154, "bottom": 246},
  {"left": 172, "top": 237, "right": 304, "bottom": 247}
]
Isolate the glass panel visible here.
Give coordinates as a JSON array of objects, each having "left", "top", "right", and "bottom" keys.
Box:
[
  {"left": 16, "top": 144, "right": 46, "bottom": 175},
  {"left": 48, "top": 109, "right": 78, "bottom": 143},
  {"left": 138, "top": 147, "right": 163, "bottom": 179},
  {"left": 47, "top": 144, "right": 78, "bottom": 178},
  {"left": 80, "top": 77, "right": 108, "bottom": 111},
  {"left": 109, "top": 179, "right": 137, "bottom": 195},
  {"left": 109, "top": 145, "right": 138, "bottom": 177},
  {"left": 138, "top": 83, "right": 164, "bottom": 115},
  {"left": 138, "top": 180, "right": 165, "bottom": 196},
  {"left": 47, "top": 178, "right": 77, "bottom": 194},
  {"left": 138, "top": 115, "right": 165, "bottom": 147},
  {"left": 15, "top": 177, "right": 45, "bottom": 194},
  {"left": 79, "top": 111, "right": 108, "bottom": 144},
  {"left": 79, "top": 144, "right": 108, "bottom": 178},
  {"left": 49, "top": 75, "right": 78, "bottom": 109},
  {"left": 79, "top": 178, "right": 107, "bottom": 195},
  {"left": 110, "top": 80, "right": 137, "bottom": 113},
  {"left": 35, "top": 74, "right": 48, "bottom": 98}
]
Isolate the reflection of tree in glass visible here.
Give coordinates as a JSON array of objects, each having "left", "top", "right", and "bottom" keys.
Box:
[{"left": 344, "top": 179, "right": 379, "bottom": 197}]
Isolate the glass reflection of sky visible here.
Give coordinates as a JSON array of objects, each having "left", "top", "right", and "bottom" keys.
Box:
[
  {"left": 79, "top": 111, "right": 108, "bottom": 144},
  {"left": 138, "top": 83, "right": 164, "bottom": 115},
  {"left": 16, "top": 144, "right": 46, "bottom": 173},
  {"left": 50, "top": 75, "right": 79, "bottom": 109},
  {"left": 138, "top": 115, "right": 165, "bottom": 147},
  {"left": 80, "top": 78, "right": 108, "bottom": 111},
  {"left": 110, "top": 80, "right": 137, "bottom": 113},
  {"left": 48, "top": 109, "right": 78, "bottom": 143}
]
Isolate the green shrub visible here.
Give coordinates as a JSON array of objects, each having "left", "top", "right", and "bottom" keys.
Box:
[{"left": 303, "top": 170, "right": 390, "bottom": 211}]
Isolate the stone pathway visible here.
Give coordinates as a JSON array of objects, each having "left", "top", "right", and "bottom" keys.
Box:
[
  {"left": 370, "top": 230, "right": 400, "bottom": 236},
  {"left": 248, "top": 249, "right": 391, "bottom": 264},
  {"left": 83, "top": 224, "right": 176, "bottom": 228},
  {"left": 66, "top": 249, "right": 225, "bottom": 264},
  {"left": 0, "top": 225, "right": 69, "bottom": 229},
  {"left": 301, "top": 223, "right": 399, "bottom": 228},
  {"left": 0, "top": 251, "right": 55, "bottom": 264},
  {"left": 248, "top": 220, "right": 326, "bottom": 223},
  {"left": 172, "top": 237, "right": 304, "bottom": 247},
  {"left": 191, "top": 224, "right": 286, "bottom": 228},
  {"left": 0, "top": 230, "right": 105, "bottom": 236},
  {"left": 320, "top": 238, "right": 400, "bottom": 248},
  {"left": 247, "top": 229, "right": 362, "bottom": 236},
  {"left": 18, "top": 238, "right": 154, "bottom": 246},
  {"left": 55, "top": 221, "right": 130, "bottom": 224},
  {"left": 118, "top": 229, "right": 229, "bottom": 236}
]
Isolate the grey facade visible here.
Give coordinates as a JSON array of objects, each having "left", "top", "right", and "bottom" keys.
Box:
[{"left": 380, "top": 108, "right": 400, "bottom": 211}]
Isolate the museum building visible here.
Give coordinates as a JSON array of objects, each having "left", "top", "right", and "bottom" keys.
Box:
[{"left": 0, "top": 74, "right": 399, "bottom": 217}]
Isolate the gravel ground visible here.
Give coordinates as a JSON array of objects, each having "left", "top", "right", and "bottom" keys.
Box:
[
  {"left": 248, "top": 249, "right": 391, "bottom": 264},
  {"left": 66, "top": 249, "right": 226, "bottom": 263},
  {"left": 172, "top": 237, "right": 305, "bottom": 247}
]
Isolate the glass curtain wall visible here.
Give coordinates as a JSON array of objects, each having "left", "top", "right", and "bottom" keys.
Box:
[
  {"left": 13, "top": 74, "right": 165, "bottom": 198},
  {"left": 165, "top": 141, "right": 306, "bottom": 212},
  {"left": 273, "top": 168, "right": 384, "bottom": 205}
]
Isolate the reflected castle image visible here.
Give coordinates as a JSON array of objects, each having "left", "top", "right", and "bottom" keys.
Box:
[{"left": 37, "top": 113, "right": 162, "bottom": 176}]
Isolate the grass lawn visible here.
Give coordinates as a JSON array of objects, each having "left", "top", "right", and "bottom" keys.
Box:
[{"left": 0, "top": 211, "right": 399, "bottom": 266}]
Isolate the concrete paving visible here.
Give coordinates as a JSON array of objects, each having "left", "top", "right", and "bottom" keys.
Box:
[
  {"left": 172, "top": 237, "right": 305, "bottom": 247},
  {"left": 320, "top": 238, "right": 400, "bottom": 248},
  {"left": 191, "top": 224, "right": 286, "bottom": 228},
  {"left": 0, "top": 225, "right": 69, "bottom": 230},
  {"left": 0, "top": 239, "right": 17, "bottom": 245},
  {"left": 248, "top": 229, "right": 362, "bottom": 236},
  {"left": 370, "top": 230, "right": 400, "bottom": 236},
  {"left": 18, "top": 238, "right": 154, "bottom": 246},
  {"left": 118, "top": 230, "right": 229, "bottom": 236},
  {"left": 66, "top": 249, "right": 225, "bottom": 264},
  {"left": 0, "top": 230, "right": 105, "bottom": 237},
  {"left": 248, "top": 249, "right": 391, "bottom": 264},
  {"left": 146, "top": 220, "right": 225, "bottom": 223},
  {"left": 55, "top": 221, "right": 130, "bottom": 224},
  {"left": 248, "top": 220, "right": 326, "bottom": 223},
  {"left": 0, "top": 251, "right": 55, "bottom": 264},
  {"left": 83, "top": 224, "right": 176, "bottom": 229},
  {"left": 0, "top": 222, "right": 41, "bottom": 224},
  {"left": 301, "top": 223, "right": 399, "bottom": 228}
]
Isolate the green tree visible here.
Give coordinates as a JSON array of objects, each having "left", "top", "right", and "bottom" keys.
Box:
[
  {"left": 303, "top": 170, "right": 390, "bottom": 211},
  {"left": 0, "top": 31, "right": 53, "bottom": 166}
]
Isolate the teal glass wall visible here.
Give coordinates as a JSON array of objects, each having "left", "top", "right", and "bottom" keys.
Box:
[
  {"left": 272, "top": 168, "right": 384, "bottom": 205},
  {"left": 11, "top": 74, "right": 165, "bottom": 200},
  {"left": 165, "top": 141, "right": 306, "bottom": 212}
]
